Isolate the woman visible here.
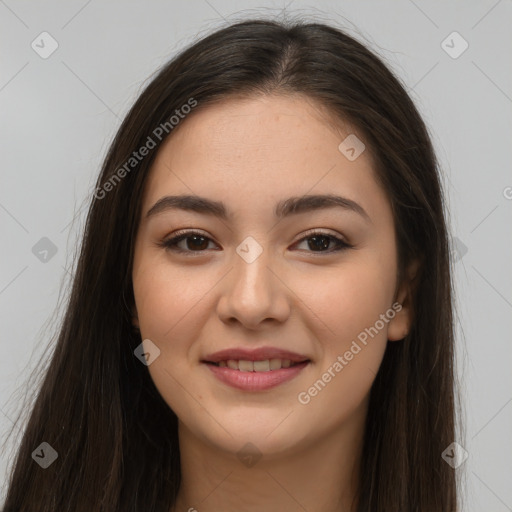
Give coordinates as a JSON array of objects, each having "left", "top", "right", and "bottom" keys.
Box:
[{"left": 3, "top": 18, "right": 460, "bottom": 511}]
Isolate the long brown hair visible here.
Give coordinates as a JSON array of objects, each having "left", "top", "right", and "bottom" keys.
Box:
[{"left": 2, "top": 18, "right": 460, "bottom": 511}]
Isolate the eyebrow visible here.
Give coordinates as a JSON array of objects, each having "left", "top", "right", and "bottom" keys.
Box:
[{"left": 145, "top": 193, "right": 371, "bottom": 222}]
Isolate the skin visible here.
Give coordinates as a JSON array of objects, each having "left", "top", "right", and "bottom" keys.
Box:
[{"left": 131, "top": 94, "right": 416, "bottom": 512}]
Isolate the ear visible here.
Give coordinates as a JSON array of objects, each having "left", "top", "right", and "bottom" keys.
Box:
[{"left": 387, "top": 258, "right": 421, "bottom": 342}]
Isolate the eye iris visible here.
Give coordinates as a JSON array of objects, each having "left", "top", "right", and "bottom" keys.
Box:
[
  {"left": 187, "top": 235, "right": 208, "bottom": 251},
  {"left": 308, "top": 235, "right": 330, "bottom": 251}
]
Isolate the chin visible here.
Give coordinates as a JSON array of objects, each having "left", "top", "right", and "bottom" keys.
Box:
[{"left": 188, "top": 412, "right": 311, "bottom": 460}]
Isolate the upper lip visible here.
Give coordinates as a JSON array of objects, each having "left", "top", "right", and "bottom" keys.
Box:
[{"left": 203, "top": 346, "right": 310, "bottom": 363}]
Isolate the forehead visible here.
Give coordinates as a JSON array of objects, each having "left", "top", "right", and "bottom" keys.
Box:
[
  {"left": 141, "top": 94, "right": 389, "bottom": 223},
  {"left": 159, "top": 93, "right": 365, "bottom": 162}
]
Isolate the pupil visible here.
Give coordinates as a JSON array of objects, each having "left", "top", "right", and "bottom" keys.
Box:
[
  {"left": 187, "top": 235, "right": 208, "bottom": 250},
  {"left": 308, "top": 235, "right": 330, "bottom": 251}
]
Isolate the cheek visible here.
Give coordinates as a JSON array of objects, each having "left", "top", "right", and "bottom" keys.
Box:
[
  {"left": 133, "top": 259, "right": 213, "bottom": 340},
  {"left": 132, "top": 259, "right": 213, "bottom": 415},
  {"left": 294, "top": 261, "right": 394, "bottom": 420},
  {"left": 294, "top": 256, "right": 397, "bottom": 349}
]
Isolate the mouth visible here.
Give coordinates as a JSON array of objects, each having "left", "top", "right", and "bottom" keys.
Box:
[
  {"left": 202, "top": 357, "right": 311, "bottom": 391},
  {"left": 203, "top": 358, "right": 309, "bottom": 372},
  {"left": 201, "top": 346, "right": 311, "bottom": 391}
]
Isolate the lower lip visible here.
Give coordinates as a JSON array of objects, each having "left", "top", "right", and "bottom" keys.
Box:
[{"left": 204, "top": 361, "right": 309, "bottom": 391}]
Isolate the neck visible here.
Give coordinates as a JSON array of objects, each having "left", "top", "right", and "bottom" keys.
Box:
[{"left": 171, "top": 403, "right": 367, "bottom": 512}]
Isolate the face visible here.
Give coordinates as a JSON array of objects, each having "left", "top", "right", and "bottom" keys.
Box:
[{"left": 131, "top": 94, "right": 413, "bottom": 457}]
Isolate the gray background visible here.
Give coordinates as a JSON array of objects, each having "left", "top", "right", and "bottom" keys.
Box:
[{"left": 1, "top": 0, "right": 511, "bottom": 509}]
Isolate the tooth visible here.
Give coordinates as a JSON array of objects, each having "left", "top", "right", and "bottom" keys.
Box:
[
  {"left": 221, "top": 359, "right": 297, "bottom": 371},
  {"left": 269, "top": 358, "right": 282, "bottom": 370},
  {"left": 238, "top": 360, "right": 254, "bottom": 372},
  {"left": 253, "top": 360, "right": 270, "bottom": 372}
]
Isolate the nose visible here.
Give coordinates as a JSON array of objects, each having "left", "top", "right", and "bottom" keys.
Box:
[{"left": 216, "top": 242, "right": 291, "bottom": 330}]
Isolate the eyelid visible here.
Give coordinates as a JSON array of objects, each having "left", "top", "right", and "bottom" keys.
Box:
[
  {"left": 291, "top": 229, "right": 353, "bottom": 254},
  {"left": 167, "top": 228, "right": 211, "bottom": 239},
  {"left": 157, "top": 229, "right": 219, "bottom": 254},
  {"left": 294, "top": 227, "right": 349, "bottom": 244}
]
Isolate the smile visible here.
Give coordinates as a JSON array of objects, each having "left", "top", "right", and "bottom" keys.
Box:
[
  {"left": 209, "top": 358, "right": 304, "bottom": 371},
  {"left": 203, "top": 360, "right": 310, "bottom": 391}
]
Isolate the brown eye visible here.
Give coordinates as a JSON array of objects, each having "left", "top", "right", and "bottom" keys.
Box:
[
  {"left": 307, "top": 234, "right": 332, "bottom": 251},
  {"left": 294, "top": 232, "right": 352, "bottom": 253},
  {"left": 161, "top": 231, "right": 217, "bottom": 254},
  {"left": 183, "top": 234, "right": 209, "bottom": 251},
  {"left": 160, "top": 230, "right": 351, "bottom": 255}
]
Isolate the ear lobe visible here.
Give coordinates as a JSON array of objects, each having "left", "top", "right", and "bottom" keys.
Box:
[
  {"left": 387, "top": 258, "right": 421, "bottom": 342},
  {"left": 387, "top": 303, "right": 411, "bottom": 341}
]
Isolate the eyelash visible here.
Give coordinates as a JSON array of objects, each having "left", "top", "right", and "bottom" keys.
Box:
[{"left": 158, "top": 229, "right": 353, "bottom": 255}]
